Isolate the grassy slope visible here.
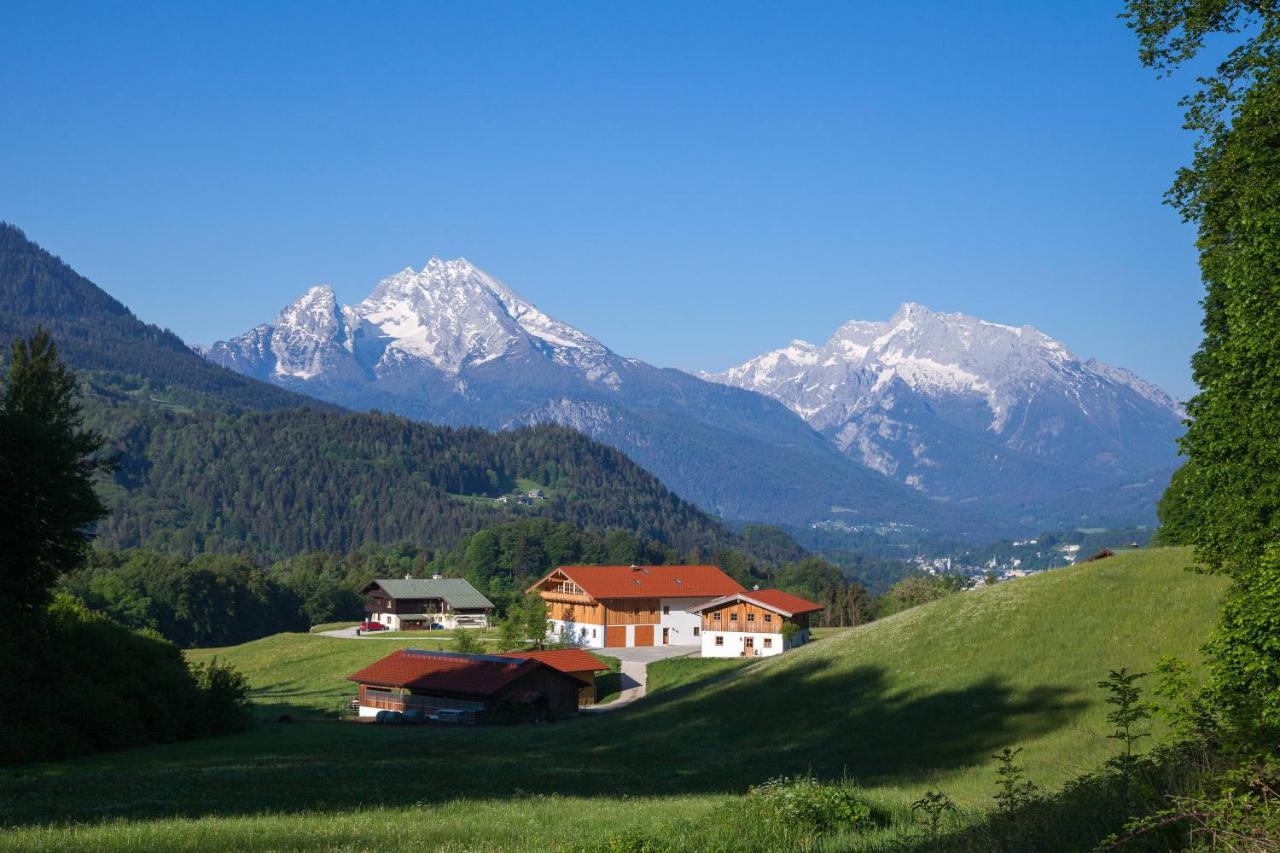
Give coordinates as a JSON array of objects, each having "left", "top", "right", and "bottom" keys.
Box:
[{"left": 0, "top": 549, "right": 1227, "bottom": 850}]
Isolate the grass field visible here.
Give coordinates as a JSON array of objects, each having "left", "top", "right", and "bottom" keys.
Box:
[{"left": 0, "top": 549, "right": 1228, "bottom": 850}]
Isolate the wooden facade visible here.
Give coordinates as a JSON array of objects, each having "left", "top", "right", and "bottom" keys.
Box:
[
  {"left": 353, "top": 665, "right": 580, "bottom": 721},
  {"left": 700, "top": 600, "right": 811, "bottom": 633}
]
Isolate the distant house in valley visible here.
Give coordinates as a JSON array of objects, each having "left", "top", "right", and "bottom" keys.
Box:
[
  {"left": 496, "top": 648, "right": 609, "bottom": 705},
  {"left": 691, "top": 589, "right": 823, "bottom": 658},
  {"left": 347, "top": 648, "right": 581, "bottom": 722},
  {"left": 1081, "top": 544, "right": 1141, "bottom": 563},
  {"left": 527, "top": 564, "right": 746, "bottom": 648},
  {"left": 361, "top": 577, "right": 495, "bottom": 630}
]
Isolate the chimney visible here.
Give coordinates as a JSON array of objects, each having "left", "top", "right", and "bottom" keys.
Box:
[
  {"left": 630, "top": 564, "right": 639, "bottom": 572},
  {"left": 752, "top": 584, "right": 759, "bottom": 591}
]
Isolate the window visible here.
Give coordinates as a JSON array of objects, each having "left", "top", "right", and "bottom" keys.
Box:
[
  {"left": 662, "top": 605, "right": 670, "bottom": 615},
  {"left": 713, "top": 612, "right": 721, "bottom": 622},
  {"left": 693, "top": 627, "right": 700, "bottom": 636},
  {"left": 729, "top": 612, "right": 739, "bottom": 622},
  {"left": 385, "top": 600, "right": 392, "bottom": 610},
  {"left": 747, "top": 612, "right": 756, "bottom": 623},
  {"left": 764, "top": 613, "right": 773, "bottom": 623},
  {"left": 592, "top": 629, "right": 597, "bottom": 638},
  {"left": 763, "top": 638, "right": 773, "bottom": 648},
  {"left": 714, "top": 636, "right": 724, "bottom": 646},
  {"left": 745, "top": 637, "right": 754, "bottom": 648}
]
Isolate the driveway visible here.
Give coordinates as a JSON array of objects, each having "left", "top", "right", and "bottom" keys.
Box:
[
  {"left": 582, "top": 644, "right": 698, "bottom": 713},
  {"left": 603, "top": 644, "right": 698, "bottom": 664}
]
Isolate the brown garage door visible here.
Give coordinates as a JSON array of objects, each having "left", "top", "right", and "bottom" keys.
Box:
[
  {"left": 604, "top": 626, "right": 626, "bottom": 647},
  {"left": 634, "top": 625, "right": 654, "bottom": 646}
]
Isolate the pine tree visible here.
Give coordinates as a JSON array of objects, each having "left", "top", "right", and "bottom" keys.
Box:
[{"left": 0, "top": 328, "right": 109, "bottom": 633}]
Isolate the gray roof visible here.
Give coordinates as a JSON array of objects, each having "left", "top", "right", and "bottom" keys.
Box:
[{"left": 366, "top": 578, "right": 494, "bottom": 610}]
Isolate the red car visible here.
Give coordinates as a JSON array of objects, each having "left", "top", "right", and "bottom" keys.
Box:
[{"left": 358, "top": 621, "right": 387, "bottom": 632}]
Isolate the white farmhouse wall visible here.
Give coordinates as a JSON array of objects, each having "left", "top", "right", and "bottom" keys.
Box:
[
  {"left": 548, "top": 619, "right": 606, "bottom": 648},
  {"left": 659, "top": 597, "right": 711, "bottom": 646},
  {"left": 701, "top": 629, "right": 811, "bottom": 658}
]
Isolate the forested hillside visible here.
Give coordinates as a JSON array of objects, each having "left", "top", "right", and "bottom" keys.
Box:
[
  {"left": 86, "top": 391, "right": 739, "bottom": 560},
  {"left": 0, "top": 223, "right": 317, "bottom": 412}
]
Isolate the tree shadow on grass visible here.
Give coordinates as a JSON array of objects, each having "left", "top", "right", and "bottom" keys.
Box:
[{"left": 0, "top": 659, "right": 1087, "bottom": 827}]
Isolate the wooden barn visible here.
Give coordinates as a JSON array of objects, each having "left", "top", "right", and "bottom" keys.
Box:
[
  {"left": 497, "top": 648, "right": 610, "bottom": 705},
  {"left": 347, "top": 649, "right": 581, "bottom": 722}
]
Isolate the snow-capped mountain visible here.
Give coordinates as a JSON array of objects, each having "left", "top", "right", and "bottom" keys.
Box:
[
  {"left": 703, "top": 303, "right": 1185, "bottom": 516},
  {"left": 205, "top": 262, "right": 987, "bottom": 536},
  {"left": 206, "top": 259, "right": 621, "bottom": 387}
]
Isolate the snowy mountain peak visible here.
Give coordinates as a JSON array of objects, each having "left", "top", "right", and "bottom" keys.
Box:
[
  {"left": 704, "top": 303, "right": 1185, "bottom": 495},
  {"left": 210, "top": 257, "right": 621, "bottom": 385}
]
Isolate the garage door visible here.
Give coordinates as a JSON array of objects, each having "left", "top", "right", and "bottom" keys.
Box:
[
  {"left": 634, "top": 625, "right": 654, "bottom": 646},
  {"left": 605, "top": 626, "right": 626, "bottom": 647}
]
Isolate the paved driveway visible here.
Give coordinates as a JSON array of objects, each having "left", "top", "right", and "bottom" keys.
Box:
[{"left": 602, "top": 644, "right": 698, "bottom": 663}]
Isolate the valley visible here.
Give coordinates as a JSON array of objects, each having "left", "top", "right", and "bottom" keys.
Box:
[{"left": 0, "top": 550, "right": 1226, "bottom": 850}]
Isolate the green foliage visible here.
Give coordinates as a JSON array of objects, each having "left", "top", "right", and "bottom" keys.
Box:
[
  {"left": 879, "top": 573, "right": 969, "bottom": 616},
  {"left": 0, "top": 595, "right": 249, "bottom": 765},
  {"left": 450, "top": 628, "right": 484, "bottom": 654},
  {"left": 189, "top": 657, "right": 251, "bottom": 734},
  {"left": 1203, "top": 542, "right": 1280, "bottom": 736},
  {"left": 496, "top": 614, "right": 525, "bottom": 652},
  {"left": 520, "top": 592, "right": 550, "bottom": 649},
  {"left": 774, "top": 555, "right": 876, "bottom": 626},
  {"left": 1097, "top": 669, "right": 1157, "bottom": 780},
  {"left": 0, "top": 328, "right": 110, "bottom": 630},
  {"left": 1151, "top": 463, "right": 1203, "bottom": 546},
  {"left": 992, "top": 747, "right": 1041, "bottom": 819},
  {"left": 63, "top": 549, "right": 308, "bottom": 648},
  {"left": 912, "top": 790, "right": 958, "bottom": 843}
]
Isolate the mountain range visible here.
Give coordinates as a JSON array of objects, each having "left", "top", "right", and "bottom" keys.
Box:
[
  {"left": 704, "top": 303, "right": 1186, "bottom": 520},
  {"left": 205, "top": 258, "right": 1185, "bottom": 534}
]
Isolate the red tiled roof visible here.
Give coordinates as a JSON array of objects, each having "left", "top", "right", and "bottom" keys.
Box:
[
  {"left": 346, "top": 649, "right": 540, "bottom": 697},
  {"left": 496, "top": 649, "right": 609, "bottom": 674},
  {"left": 530, "top": 565, "right": 745, "bottom": 599},
  {"left": 690, "top": 588, "right": 824, "bottom": 617}
]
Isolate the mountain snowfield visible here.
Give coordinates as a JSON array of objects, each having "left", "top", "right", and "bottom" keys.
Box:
[
  {"left": 205, "top": 260, "right": 1184, "bottom": 535},
  {"left": 703, "top": 302, "right": 1185, "bottom": 510}
]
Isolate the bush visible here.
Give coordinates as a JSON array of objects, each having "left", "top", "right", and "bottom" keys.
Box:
[
  {"left": 0, "top": 595, "right": 252, "bottom": 765},
  {"left": 745, "top": 774, "right": 878, "bottom": 836}
]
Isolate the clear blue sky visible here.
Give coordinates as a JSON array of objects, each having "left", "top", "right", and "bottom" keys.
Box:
[{"left": 2, "top": 1, "right": 1207, "bottom": 398}]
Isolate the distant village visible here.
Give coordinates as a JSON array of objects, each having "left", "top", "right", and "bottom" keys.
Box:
[{"left": 810, "top": 519, "right": 1151, "bottom": 585}]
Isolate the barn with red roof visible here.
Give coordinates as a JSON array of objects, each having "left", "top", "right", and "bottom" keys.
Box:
[
  {"left": 346, "top": 648, "right": 583, "bottom": 721},
  {"left": 526, "top": 564, "right": 745, "bottom": 648},
  {"left": 689, "top": 588, "right": 824, "bottom": 658}
]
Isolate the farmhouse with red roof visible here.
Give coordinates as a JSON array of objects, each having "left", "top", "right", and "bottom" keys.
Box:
[
  {"left": 527, "top": 564, "right": 745, "bottom": 648},
  {"left": 689, "top": 588, "right": 824, "bottom": 658}
]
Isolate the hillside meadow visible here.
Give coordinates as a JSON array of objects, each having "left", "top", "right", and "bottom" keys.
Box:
[{"left": 0, "top": 549, "right": 1228, "bottom": 850}]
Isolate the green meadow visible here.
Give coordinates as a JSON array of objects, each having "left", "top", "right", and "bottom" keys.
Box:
[{"left": 0, "top": 549, "right": 1228, "bottom": 850}]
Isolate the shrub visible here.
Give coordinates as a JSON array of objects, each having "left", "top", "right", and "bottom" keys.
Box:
[{"left": 746, "top": 774, "right": 877, "bottom": 836}]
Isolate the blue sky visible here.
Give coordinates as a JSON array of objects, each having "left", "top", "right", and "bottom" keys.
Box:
[{"left": 2, "top": 1, "right": 1206, "bottom": 398}]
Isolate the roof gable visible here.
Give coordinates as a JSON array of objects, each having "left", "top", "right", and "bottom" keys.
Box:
[
  {"left": 690, "top": 588, "right": 824, "bottom": 617},
  {"left": 529, "top": 565, "right": 745, "bottom": 600},
  {"left": 363, "top": 578, "right": 494, "bottom": 609}
]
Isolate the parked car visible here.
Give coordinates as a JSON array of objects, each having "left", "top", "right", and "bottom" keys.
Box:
[
  {"left": 374, "top": 710, "right": 403, "bottom": 724},
  {"left": 358, "top": 621, "right": 387, "bottom": 631}
]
